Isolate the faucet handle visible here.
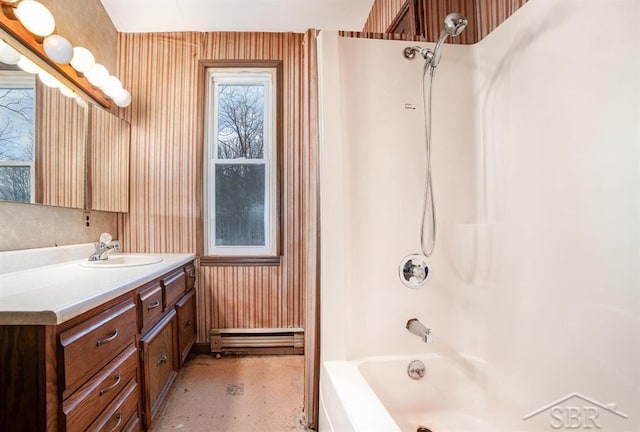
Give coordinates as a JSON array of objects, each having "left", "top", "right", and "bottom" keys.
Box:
[{"left": 98, "top": 232, "right": 112, "bottom": 246}]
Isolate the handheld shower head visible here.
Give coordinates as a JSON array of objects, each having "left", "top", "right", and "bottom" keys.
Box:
[
  {"left": 432, "top": 12, "right": 467, "bottom": 67},
  {"left": 403, "top": 12, "right": 468, "bottom": 67},
  {"left": 443, "top": 12, "right": 468, "bottom": 37}
]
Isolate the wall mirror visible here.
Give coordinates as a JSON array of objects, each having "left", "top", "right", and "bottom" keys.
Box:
[
  {"left": 88, "top": 104, "right": 130, "bottom": 212},
  {"left": 0, "top": 64, "right": 87, "bottom": 209},
  {"left": 0, "top": 33, "right": 131, "bottom": 213}
]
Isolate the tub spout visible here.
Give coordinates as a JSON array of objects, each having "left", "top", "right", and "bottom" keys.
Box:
[{"left": 406, "top": 318, "right": 432, "bottom": 343}]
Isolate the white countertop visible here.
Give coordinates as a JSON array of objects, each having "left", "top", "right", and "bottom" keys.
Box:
[{"left": 0, "top": 253, "right": 195, "bottom": 325}]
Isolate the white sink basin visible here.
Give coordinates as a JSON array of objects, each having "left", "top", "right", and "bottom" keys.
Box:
[{"left": 79, "top": 254, "right": 163, "bottom": 268}]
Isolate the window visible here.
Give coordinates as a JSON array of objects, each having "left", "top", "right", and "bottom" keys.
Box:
[
  {"left": 0, "top": 71, "right": 35, "bottom": 203},
  {"left": 204, "top": 66, "right": 279, "bottom": 256}
]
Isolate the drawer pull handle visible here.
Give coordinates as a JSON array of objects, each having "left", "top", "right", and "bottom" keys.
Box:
[
  {"left": 147, "top": 300, "right": 161, "bottom": 310},
  {"left": 109, "top": 412, "right": 122, "bottom": 432},
  {"left": 156, "top": 353, "right": 168, "bottom": 366},
  {"left": 99, "top": 373, "right": 121, "bottom": 396},
  {"left": 188, "top": 272, "right": 196, "bottom": 279},
  {"left": 97, "top": 329, "right": 119, "bottom": 346},
  {"left": 185, "top": 320, "right": 192, "bottom": 328}
]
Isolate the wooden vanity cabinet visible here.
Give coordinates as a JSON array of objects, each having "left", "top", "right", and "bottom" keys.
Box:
[
  {"left": 0, "top": 259, "right": 196, "bottom": 432},
  {"left": 176, "top": 289, "right": 197, "bottom": 367},
  {"left": 138, "top": 263, "right": 196, "bottom": 429},
  {"left": 58, "top": 297, "right": 142, "bottom": 432},
  {"left": 139, "top": 310, "right": 178, "bottom": 428},
  {"left": 185, "top": 263, "right": 196, "bottom": 291},
  {"left": 162, "top": 268, "right": 186, "bottom": 310},
  {"left": 137, "top": 281, "right": 164, "bottom": 334}
]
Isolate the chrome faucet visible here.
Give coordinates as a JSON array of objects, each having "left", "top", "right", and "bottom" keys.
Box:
[
  {"left": 406, "top": 318, "right": 432, "bottom": 343},
  {"left": 88, "top": 233, "right": 120, "bottom": 261}
]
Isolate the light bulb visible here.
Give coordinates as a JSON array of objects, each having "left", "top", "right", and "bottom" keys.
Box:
[
  {"left": 17, "top": 56, "right": 40, "bottom": 74},
  {"left": 113, "top": 88, "right": 131, "bottom": 107},
  {"left": 43, "top": 35, "right": 73, "bottom": 64},
  {"left": 15, "top": 0, "right": 55, "bottom": 37},
  {"left": 102, "top": 75, "right": 122, "bottom": 97},
  {"left": 38, "top": 70, "right": 61, "bottom": 88},
  {"left": 0, "top": 40, "right": 20, "bottom": 65},
  {"left": 85, "top": 63, "right": 108, "bottom": 87},
  {"left": 74, "top": 95, "right": 87, "bottom": 108},
  {"left": 70, "top": 47, "right": 94, "bottom": 73},
  {"left": 59, "top": 84, "right": 75, "bottom": 98}
]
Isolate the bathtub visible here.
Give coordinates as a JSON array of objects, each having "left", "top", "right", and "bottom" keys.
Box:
[{"left": 320, "top": 353, "right": 495, "bottom": 432}]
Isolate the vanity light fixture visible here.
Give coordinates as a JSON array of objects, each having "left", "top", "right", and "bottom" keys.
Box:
[
  {"left": 112, "top": 88, "right": 131, "bottom": 108},
  {"left": 69, "top": 46, "right": 94, "bottom": 73},
  {"left": 59, "top": 83, "right": 75, "bottom": 98},
  {"left": 16, "top": 54, "right": 39, "bottom": 73},
  {"left": 85, "top": 63, "right": 108, "bottom": 87},
  {"left": 0, "top": 0, "right": 132, "bottom": 107},
  {"left": 14, "top": 0, "right": 54, "bottom": 37},
  {"left": 0, "top": 39, "right": 19, "bottom": 63},
  {"left": 38, "top": 69, "right": 61, "bottom": 88},
  {"left": 43, "top": 34, "right": 72, "bottom": 63},
  {"left": 102, "top": 75, "right": 122, "bottom": 97}
]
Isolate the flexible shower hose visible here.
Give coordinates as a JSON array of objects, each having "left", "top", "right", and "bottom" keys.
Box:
[{"left": 420, "top": 60, "right": 437, "bottom": 257}]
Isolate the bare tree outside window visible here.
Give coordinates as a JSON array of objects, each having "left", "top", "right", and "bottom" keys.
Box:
[
  {"left": 0, "top": 86, "right": 35, "bottom": 203},
  {"left": 217, "top": 84, "right": 264, "bottom": 159}
]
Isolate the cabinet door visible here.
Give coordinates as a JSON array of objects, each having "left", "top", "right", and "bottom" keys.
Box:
[
  {"left": 139, "top": 309, "right": 178, "bottom": 430},
  {"left": 176, "top": 290, "right": 197, "bottom": 367}
]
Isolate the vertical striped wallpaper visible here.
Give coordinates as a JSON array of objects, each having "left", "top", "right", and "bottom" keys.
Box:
[
  {"left": 363, "top": 0, "right": 529, "bottom": 44},
  {"left": 117, "top": 32, "right": 306, "bottom": 341},
  {"left": 37, "top": 84, "right": 85, "bottom": 209},
  {"left": 89, "top": 105, "right": 130, "bottom": 212},
  {"left": 363, "top": 0, "right": 405, "bottom": 34}
]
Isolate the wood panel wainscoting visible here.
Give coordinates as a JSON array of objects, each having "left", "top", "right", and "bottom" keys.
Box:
[
  {"left": 363, "top": 0, "right": 530, "bottom": 44},
  {"left": 116, "top": 32, "right": 307, "bottom": 343}
]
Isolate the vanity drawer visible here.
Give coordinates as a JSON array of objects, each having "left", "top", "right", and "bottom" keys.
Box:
[
  {"left": 87, "top": 379, "right": 139, "bottom": 432},
  {"left": 140, "top": 310, "right": 178, "bottom": 429},
  {"left": 162, "top": 269, "right": 186, "bottom": 309},
  {"left": 59, "top": 299, "right": 137, "bottom": 397},
  {"left": 185, "top": 263, "right": 196, "bottom": 292},
  {"left": 176, "top": 289, "right": 196, "bottom": 366},
  {"left": 138, "top": 281, "right": 163, "bottom": 333},
  {"left": 122, "top": 412, "right": 142, "bottom": 432},
  {"left": 62, "top": 344, "right": 138, "bottom": 432}
]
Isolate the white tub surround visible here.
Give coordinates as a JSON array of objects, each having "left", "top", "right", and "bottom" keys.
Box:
[
  {"left": 0, "top": 251, "right": 195, "bottom": 325},
  {"left": 319, "top": 0, "right": 640, "bottom": 430}
]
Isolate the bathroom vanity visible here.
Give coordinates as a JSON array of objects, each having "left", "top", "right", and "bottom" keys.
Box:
[{"left": 0, "top": 251, "right": 196, "bottom": 432}]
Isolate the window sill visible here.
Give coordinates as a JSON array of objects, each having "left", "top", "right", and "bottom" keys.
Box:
[{"left": 199, "top": 255, "right": 281, "bottom": 267}]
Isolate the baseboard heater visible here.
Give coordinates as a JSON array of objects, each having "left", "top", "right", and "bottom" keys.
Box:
[{"left": 209, "top": 327, "right": 304, "bottom": 354}]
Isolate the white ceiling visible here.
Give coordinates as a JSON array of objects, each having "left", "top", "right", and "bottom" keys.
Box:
[{"left": 100, "top": 0, "right": 376, "bottom": 33}]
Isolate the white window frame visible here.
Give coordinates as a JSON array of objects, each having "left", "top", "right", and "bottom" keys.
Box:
[
  {"left": 204, "top": 68, "right": 278, "bottom": 256},
  {"left": 0, "top": 71, "right": 36, "bottom": 203}
]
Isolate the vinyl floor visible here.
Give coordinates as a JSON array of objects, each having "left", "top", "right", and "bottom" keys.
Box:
[{"left": 150, "top": 354, "right": 305, "bottom": 432}]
